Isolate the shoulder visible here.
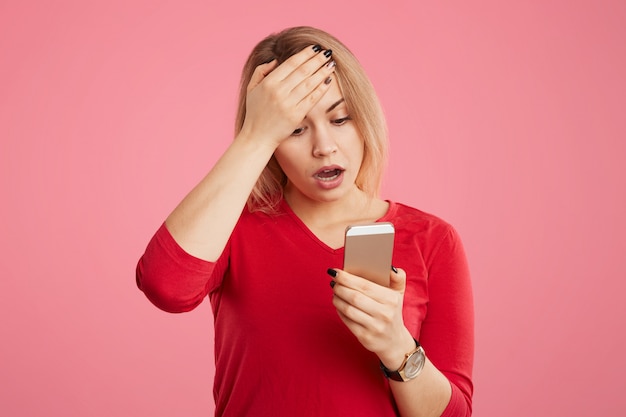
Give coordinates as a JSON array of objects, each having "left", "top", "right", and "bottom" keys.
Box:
[
  {"left": 386, "top": 202, "right": 469, "bottom": 273},
  {"left": 385, "top": 201, "right": 465, "bottom": 257},
  {"left": 233, "top": 201, "right": 296, "bottom": 235},
  {"left": 385, "top": 201, "right": 455, "bottom": 236}
]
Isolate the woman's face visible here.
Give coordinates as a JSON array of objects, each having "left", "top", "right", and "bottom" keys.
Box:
[{"left": 274, "top": 81, "right": 364, "bottom": 205}]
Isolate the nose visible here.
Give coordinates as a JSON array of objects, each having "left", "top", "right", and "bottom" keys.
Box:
[{"left": 311, "top": 126, "right": 338, "bottom": 157}]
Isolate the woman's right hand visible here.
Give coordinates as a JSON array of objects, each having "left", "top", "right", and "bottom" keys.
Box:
[
  {"left": 163, "top": 46, "right": 335, "bottom": 262},
  {"left": 239, "top": 45, "right": 336, "bottom": 149}
]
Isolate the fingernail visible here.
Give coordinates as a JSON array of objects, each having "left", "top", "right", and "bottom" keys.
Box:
[
  {"left": 324, "top": 76, "right": 332, "bottom": 85},
  {"left": 263, "top": 57, "right": 276, "bottom": 64},
  {"left": 326, "top": 60, "right": 336, "bottom": 69},
  {"left": 312, "top": 44, "right": 322, "bottom": 52},
  {"left": 327, "top": 268, "right": 337, "bottom": 278},
  {"left": 330, "top": 280, "right": 336, "bottom": 288},
  {"left": 391, "top": 265, "right": 398, "bottom": 273},
  {"left": 324, "top": 49, "right": 333, "bottom": 58}
]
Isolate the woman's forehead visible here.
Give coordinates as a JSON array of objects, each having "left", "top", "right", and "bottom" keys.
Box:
[{"left": 315, "top": 81, "right": 345, "bottom": 112}]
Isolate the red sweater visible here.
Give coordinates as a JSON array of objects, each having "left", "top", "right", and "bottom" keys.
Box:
[{"left": 137, "top": 200, "right": 474, "bottom": 416}]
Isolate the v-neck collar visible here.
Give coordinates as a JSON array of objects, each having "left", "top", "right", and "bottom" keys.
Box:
[{"left": 278, "top": 198, "right": 397, "bottom": 253}]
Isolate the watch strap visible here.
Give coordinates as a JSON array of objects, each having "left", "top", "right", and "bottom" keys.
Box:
[{"left": 380, "top": 338, "right": 421, "bottom": 382}]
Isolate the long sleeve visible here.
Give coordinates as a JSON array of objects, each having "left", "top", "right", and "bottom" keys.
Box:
[
  {"left": 136, "top": 223, "right": 216, "bottom": 313},
  {"left": 422, "top": 226, "right": 474, "bottom": 417},
  {"left": 135, "top": 202, "right": 474, "bottom": 416}
]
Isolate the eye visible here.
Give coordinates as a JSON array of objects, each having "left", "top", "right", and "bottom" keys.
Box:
[
  {"left": 291, "top": 127, "right": 306, "bottom": 136},
  {"left": 332, "top": 116, "right": 352, "bottom": 126}
]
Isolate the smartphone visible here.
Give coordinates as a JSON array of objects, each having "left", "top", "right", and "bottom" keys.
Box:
[{"left": 343, "top": 222, "right": 395, "bottom": 286}]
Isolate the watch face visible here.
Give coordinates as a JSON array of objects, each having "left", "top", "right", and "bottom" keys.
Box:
[{"left": 404, "top": 347, "right": 425, "bottom": 379}]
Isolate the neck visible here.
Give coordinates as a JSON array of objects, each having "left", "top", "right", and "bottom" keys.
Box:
[{"left": 283, "top": 185, "right": 376, "bottom": 230}]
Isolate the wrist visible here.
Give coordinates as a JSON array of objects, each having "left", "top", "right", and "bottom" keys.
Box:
[
  {"left": 236, "top": 122, "right": 286, "bottom": 152},
  {"left": 233, "top": 129, "right": 279, "bottom": 158},
  {"left": 378, "top": 330, "right": 416, "bottom": 371},
  {"left": 380, "top": 337, "right": 426, "bottom": 382}
]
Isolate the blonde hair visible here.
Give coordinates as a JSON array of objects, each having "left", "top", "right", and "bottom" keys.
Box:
[{"left": 235, "top": 26, "right": 388, "bottom": 213}]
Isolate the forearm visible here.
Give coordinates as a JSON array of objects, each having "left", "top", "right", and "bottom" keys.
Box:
[
  {"left": 389, "top": 358, "right": 452, "bottom": 417},
  {"left": 165, "top": 132, "right": 275, "bottom": 261},
  {"left": 378, "top": 330, "right": 452, "bottom": 417},
  {"left": 165, "top": 47, "right": 336, "bottom": 261}
]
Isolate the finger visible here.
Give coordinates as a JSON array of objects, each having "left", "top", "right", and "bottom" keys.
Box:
[
  {"left": 335, "top": 309, "right": 373, "bottom": 346},
  {"left": 271, "top": 49, "right": 334, "bottom": 104},
  {"left": 389, "top": 266, "right": 407, "bottom": 293},
  {"left": 334, "top": 268, "right": 399, "bottom": 306},
  {"left": 333, "top": 295, "right": 394, "bottom": 351},
  {"left": 246, "top": 46, "right": 331, "bottom": 113},
  {"left": 333, "top": 283, "right": 379, "bottom": 315},
  {"left": 247, "top": 59, "right": 278, "bottom": 93},
  {"left": 292, "top": 59, "right": 336, "bottom": 110},
  {"left": 332, "top": 271, "right": 382, "bottom": 316},
  {"left": 286, "top": 50, "right": 334, "bottom": 94},
  {"left": 269, "top": 44, "right": 326, "bottom": 83},
  {"left": 332, "top": 290, "right": 376, "bottom": 327},
  {"left": 333, "top": 268, "right": 378, "bottom": 294},
  {"left": 336, "top": 309, "right": 368, "bottom": 335}
]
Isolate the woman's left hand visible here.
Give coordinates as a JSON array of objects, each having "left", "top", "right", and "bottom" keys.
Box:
[{"left": 330, "top": 267, "right": 416, "bottom": 369}]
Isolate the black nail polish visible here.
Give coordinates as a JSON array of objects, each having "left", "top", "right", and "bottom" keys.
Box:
[
  {"left": 330, "top": 280, "right": 336, "bottom": 288},
  {"left": 324, "top": 49, "right": 333, "bottom": 58},
  {"left": 324, "top": 76, "right": 332, "bottom": 85},
  {"left": 312, "top": 44, "right": 322, "bottom": 52},
  {"left": 391, "top": 265, "right": 398, "bottom": 273},
  {"left": 327, "top": 268, "right": 337, "bottom": 278}
]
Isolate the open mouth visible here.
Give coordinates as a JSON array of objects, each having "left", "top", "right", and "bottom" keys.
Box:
[{"left": 314, "top": 168, "right": 343, "bottom": 182}]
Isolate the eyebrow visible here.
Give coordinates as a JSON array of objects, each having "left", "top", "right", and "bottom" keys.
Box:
[{"left": 326, "top": 98, "right": 345, "bottom": 113}]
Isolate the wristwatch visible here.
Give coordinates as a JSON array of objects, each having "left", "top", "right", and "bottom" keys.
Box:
[{"left": 380, "top": 339, "right": 426, "bottom": 382}]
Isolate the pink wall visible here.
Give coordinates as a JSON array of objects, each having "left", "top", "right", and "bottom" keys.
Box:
[{"left": 2, "top": 1, "right": 625, "bottom": 416}]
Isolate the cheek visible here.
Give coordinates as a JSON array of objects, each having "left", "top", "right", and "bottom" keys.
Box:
[
  {"left": 273, "top": 146, "right": 300, "bottom": 178},
  {"left": 348, "top": 136, "right": 365, "bottom": 164},
  {"left": 350, "top": 141, "right": 366, "bottom": 177}
]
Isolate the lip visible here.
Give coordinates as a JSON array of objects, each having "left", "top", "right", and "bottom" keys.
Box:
[{"left": 312, "top": 165, "right": 345, "bottom": 189}]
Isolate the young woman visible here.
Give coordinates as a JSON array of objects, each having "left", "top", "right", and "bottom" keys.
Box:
[{"left": 137, "top": 26, "right": 474, "bottom": 417}]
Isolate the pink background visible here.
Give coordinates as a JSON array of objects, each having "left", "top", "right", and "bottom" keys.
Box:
[{"left": 2, "top": 1, "right": 625, "bottom": 416}]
